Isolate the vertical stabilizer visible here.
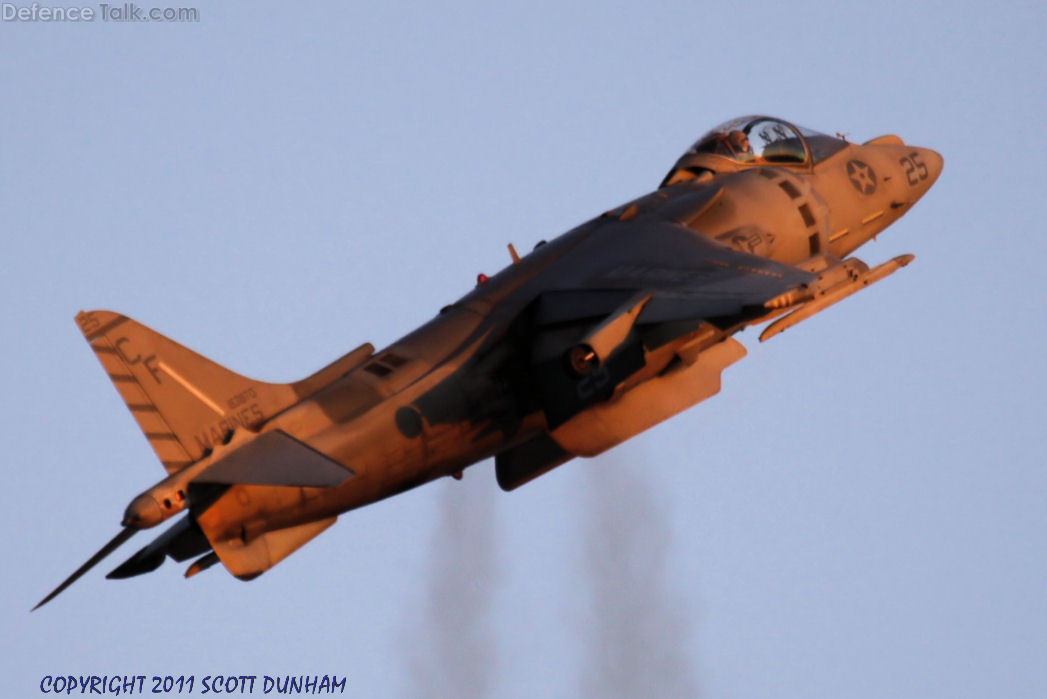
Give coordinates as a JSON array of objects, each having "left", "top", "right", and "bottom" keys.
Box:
[{"left": 76, "top": 310, "right": 372, "bottom": 473}]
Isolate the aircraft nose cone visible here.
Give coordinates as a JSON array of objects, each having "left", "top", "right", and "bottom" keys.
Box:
[
  {"left": 916, "top": 147, "right": 944, "bottom": 186},
  {"left": 897, "top": 146, "right": 943, "bottom": 205}
]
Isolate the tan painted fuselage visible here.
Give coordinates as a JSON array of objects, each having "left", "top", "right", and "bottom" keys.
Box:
[
  {"left": 37, "top": 117, "right": 941, "bottom": 604},
  {"left": 198, "top": 132, "right": 942, "bottom": 552}
]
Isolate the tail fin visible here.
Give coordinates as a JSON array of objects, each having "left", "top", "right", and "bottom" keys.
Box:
[{"left": 76, "top": 310, "right": 373, "bottom": 474}]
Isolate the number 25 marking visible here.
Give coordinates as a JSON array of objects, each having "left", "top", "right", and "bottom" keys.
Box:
[{"left": 900, "top": 152, "right": 928, "bottom": 186}]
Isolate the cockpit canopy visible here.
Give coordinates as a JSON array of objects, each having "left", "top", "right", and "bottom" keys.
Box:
[{"left": 662, "top": 115, "right": 848, "bottom": 186}]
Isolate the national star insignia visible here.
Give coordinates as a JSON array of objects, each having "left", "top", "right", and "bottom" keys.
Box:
[{"left": 846, "top": 159, "right": 877, "bottom": 195}]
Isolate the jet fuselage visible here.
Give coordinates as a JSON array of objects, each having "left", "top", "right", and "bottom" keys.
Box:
[
  {"left": 200, "top": 131, "right": 942, "bottom": 542},
  {"left": 37, "top": 116, "right": 942, "bottom": 605}
]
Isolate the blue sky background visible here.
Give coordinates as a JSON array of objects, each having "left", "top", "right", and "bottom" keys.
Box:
[{"left": 3, "top": 2, "right": 1045, "bottom": 696}]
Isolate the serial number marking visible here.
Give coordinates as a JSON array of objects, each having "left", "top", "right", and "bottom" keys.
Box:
[{"left": 227, "top": 387, "right": 258, "bottom": 410}]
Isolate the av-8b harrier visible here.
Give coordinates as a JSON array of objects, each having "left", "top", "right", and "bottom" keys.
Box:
[{"left": 36, "top": 116, "right": 941, "bottom": 608}]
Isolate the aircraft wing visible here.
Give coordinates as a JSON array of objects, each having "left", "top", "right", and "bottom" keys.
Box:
[
  {"left": 521, "top": 217, "right": 815, "bottom": 429},
  {"left": 530, "top": 217, "right": 814, "bottom": 339},
  {"left": 493, "top": 216, "right": 816, "bottom": 484}
]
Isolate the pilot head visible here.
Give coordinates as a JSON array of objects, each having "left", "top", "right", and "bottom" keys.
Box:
[{"left": 725, "top": 130, "right": 752, "bottom": 157}]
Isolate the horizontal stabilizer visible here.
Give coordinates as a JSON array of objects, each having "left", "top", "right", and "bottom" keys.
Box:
[
  {"left": 107, "top": 516, "right": 210, "bottom": 579},
  {"left": 193, "top": 430, "right": 354, "bottom": 488}
]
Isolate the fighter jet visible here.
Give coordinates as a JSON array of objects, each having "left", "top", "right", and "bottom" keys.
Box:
[{"left": 35, "top": 116, "right": 941, "bottom": 608}]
